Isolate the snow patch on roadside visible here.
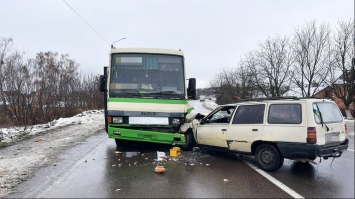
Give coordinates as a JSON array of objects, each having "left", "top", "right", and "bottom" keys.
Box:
[
  {"left": 0, "top": 110, "right": 103, "bottom": 144},
  {"left": 0, "top": 110, "right": 105, "bottom": 197}
]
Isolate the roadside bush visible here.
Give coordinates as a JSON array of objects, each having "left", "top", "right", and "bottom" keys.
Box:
[{"left": 0, "top": 111, "right": 13, "bottom": 128}]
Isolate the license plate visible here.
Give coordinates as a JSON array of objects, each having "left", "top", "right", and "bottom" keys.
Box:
[
  {"left": 138, "top": 134, "right": 152, "bottom": 139},
  {"left": 326, "top": 132, "right": 340, "bottom": 142}
]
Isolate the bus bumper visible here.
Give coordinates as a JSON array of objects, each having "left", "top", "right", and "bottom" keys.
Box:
[{"left": 108, "top": 127, "right": 186, "bottom": 145}]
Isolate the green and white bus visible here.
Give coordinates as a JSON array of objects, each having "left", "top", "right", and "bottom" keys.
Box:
[{"left": 99, "top": 48, "right": 197, "bottom": 148}]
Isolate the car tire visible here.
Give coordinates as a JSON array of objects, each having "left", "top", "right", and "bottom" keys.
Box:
[
  {"left": 181, "top": 130, "right": 195, "bottom": 151},
  {"left": 255, "top": 144, "right": 284, "bottom": 172}
]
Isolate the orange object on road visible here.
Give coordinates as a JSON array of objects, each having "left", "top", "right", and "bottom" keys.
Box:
[{"left": 170, "top": 147, "right": 181, "bottom": 157}]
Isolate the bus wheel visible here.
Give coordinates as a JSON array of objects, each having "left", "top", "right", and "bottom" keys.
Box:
[
  {"left": 115, "top": 139, "right": 126, "bottom": 146},
  {"left": 182, "top": 130, "right": 195, "bottom": 151}
]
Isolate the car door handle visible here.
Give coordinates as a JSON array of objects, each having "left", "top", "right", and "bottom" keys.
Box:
[
  {"left": 252, "top": 129, "right": 258, "bottom": 131},
  {"left": 222, "top": 129, "right": 227, "bottom": 131}
]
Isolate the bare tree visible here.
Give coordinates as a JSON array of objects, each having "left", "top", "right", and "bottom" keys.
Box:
[
  {"left": 209, "top": 64, "right": 258, "bottom": 104},
  {"left": 255, "top": 35, "right": 293, "bottom": 97},
  {"left": 326, "top": 19, "right": 355, "bottom": 119},
  {"left": 57, "top": 54, "right": 80, "bottom": 117},
  {"left": 241, "top": 35, "right": 293, "bottom": 98},
  {"left": 235, "top": 65, "right": 255, "bottom": 98},
  {"left": 209, "top": 66, "right": 238, "bottom": 104},
  {"left": 4, "top": 51, "right": 34, "bottom": 125},
  {"left": 80, "top": 70, "right": 103, "bottom": 110},
  {"left": 0, "top": 37, "right": 14, "bottom": 114},
  {"left": 32, "top": 51, "right": 61, "bottom": 122},
  {"left": 291, "top": 20, "right": 331, "bottom": 97},
  {"left": 0, "top": 37, "right": 104, "bottom": 126}
]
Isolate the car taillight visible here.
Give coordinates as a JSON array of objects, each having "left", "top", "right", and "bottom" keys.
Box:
[
  {"left": 345, "top": 124, "right": 348, "bottom": 134},
  {"left": 307, "top": 127, "right": 317, "bottom": 144}
]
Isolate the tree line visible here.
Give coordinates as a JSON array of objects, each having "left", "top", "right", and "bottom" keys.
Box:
[
  {"left": 0, "top": 38, "right": 103, "bottom": 127},
  {"left": 209, "top": 19, "right": 355, "bottom": 119}
]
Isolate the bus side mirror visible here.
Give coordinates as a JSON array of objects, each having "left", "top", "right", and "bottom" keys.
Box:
[
  {"left": 187, "top": 78, "right": 196, "bottom": 100},
  {"left": 99, "top": 75, "right": 106, "bottom": 92}
]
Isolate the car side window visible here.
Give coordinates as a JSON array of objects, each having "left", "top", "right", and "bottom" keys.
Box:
[
  {"left": 204, "top": 106, "right": 235, "bottom": 124},
  {"left": 232, "top": 105, "right": 265, "bottom": 124},
  {"left": 268, "top": 104, "right": 301, "bottom": 124}
]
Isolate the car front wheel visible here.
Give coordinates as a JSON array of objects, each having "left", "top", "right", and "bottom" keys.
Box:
[
  {"left": 181, "top": 130, "right": 195, "bottom": 151},
  {"left": 255, "top": 144, "right": 284, "bottom": 172}
]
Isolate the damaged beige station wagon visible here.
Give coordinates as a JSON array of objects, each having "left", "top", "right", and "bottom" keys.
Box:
[{"left": 180, "top": 97, "right": 349, "bottom": 172}]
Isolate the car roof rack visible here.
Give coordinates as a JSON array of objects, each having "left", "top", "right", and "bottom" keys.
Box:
[
  {"left": 232, "top": 96, "right": 320, "bottom": 103},
  {"left": 233, "top": 96, "right": 299, "bottom": 103}
]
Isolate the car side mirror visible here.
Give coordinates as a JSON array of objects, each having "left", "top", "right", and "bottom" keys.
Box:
[{"left": 200, "top": 119, "right": 206, "bottom": 125}]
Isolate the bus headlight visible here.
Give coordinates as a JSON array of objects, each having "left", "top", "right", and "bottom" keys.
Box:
[
  {"left": 113, "top": 117, "right": 123, "bottom": 123},
  {"left": 172, "top": 118, "right": 180, "bottom": 125}
]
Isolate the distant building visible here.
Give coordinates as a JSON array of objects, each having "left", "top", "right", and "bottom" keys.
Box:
[{"left": 313, "top": 86, "right": 355, "bottom": 117}]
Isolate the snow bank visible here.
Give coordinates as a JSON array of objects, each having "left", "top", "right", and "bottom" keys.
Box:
[{"left": 0, "top": 110, "right": 104, "bottom": 145}]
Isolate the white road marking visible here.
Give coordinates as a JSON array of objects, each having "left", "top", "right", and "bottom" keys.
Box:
[
  {"left": 347, "top": 149, "right": 354, "bottom": 152},
  {"left": 242, "top": 159, "right": 305, "bottom": 199}
]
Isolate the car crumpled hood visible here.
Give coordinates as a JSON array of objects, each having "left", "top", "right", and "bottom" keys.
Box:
[
  {"left": 180, "top": 112, "right": 208, "bottom": 133},
  {"left": 186, "top": 113, "right": 206, "bottom": 123}
]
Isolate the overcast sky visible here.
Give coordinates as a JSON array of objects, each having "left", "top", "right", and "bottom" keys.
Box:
[{"left": 1, "top": 0, "right": 354, "bottom": 88}]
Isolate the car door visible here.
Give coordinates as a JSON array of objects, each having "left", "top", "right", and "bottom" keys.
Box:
[
  {"left": 196, "top": 106, "right": 236, "bottom": 148},
  {"left": 226, "top": 104, "right": 265, "bottom": 152}
]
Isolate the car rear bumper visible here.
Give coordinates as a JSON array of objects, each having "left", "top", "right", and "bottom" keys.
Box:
[{"left": 276, "top": 139, "right": 349, "bottom": 159}]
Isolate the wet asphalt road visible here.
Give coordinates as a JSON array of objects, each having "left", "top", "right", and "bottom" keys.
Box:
[{"left": 6, "top": 131, "right": 354, "bottom": 198}]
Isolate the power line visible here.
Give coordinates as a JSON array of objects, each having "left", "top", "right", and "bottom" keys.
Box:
[{"left": 62, "top": 0, "right": 110, "bottom": 45}]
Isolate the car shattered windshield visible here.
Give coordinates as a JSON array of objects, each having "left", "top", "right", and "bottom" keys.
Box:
[{"left": 109, "top": 53, "right": 185, "bottom": 99}]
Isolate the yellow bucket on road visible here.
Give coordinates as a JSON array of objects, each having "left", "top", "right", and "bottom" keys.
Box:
[{"left": 170, "top": 147, "right": 181, "bottom": 157}]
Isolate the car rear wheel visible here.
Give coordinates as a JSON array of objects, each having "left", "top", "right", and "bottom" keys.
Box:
[
  {"left": 255, "top": 144, "right": 284, "bottom": 172},
  {"left": 181, "top": 130, "right": 195, "bottom": 151}
]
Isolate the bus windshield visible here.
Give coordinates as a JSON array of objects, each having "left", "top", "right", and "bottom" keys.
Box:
[{"left": 109, "top": 53, "right": 185, "bottom": 97}]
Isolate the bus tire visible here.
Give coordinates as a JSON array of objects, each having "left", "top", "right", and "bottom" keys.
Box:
[{"left": 115, "top": 139, "right": 126, "bottom": 146}]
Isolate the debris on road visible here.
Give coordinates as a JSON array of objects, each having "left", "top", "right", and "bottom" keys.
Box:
[
  {"left": 34, "top": 138, "right": 41, "bottom": 142},
  {"left": 170, "top": 147, "right": 181, "bottom": 157},
  {"left": 157, "top": 151, "right": 167, "bottom": 160},
  {"left": 155, "top": 165, "right": 166, "bottom": 173},
  {"left": 223, "top": 179, "right": 229, "bottom": 182}
]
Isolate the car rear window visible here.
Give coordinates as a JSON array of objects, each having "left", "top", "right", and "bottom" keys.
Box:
[
  {"left": 268, "top": 104, "right": 301, "bottom": 124},
  {"left": 313, "top": 102, "right": 343, "bottom": 124}
]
